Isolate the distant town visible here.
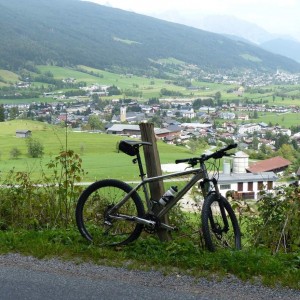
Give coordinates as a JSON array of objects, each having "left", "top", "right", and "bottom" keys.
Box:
[{"left": 1, "top": 68, "right": 300, "bottom": 165}]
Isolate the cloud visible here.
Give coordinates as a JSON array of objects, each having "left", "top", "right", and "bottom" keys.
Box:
[{"left": 85, "top": 0, "right": 300, "bottom": 40}]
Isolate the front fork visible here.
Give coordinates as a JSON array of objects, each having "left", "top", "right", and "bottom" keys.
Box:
[{"left": 200, "top": 178, "right": 229, "bottom": 234}]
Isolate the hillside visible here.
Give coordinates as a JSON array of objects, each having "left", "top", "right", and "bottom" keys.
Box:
[
  {"left": 0, "top": 0, "right": 300, "bottom": 74},
  {"left": 260, "top": 38, "right": 300, "bottom": 63}
]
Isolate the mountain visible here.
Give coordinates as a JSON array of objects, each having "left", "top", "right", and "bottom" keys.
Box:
[
  {"left": 0, "top": 0, "right": 300, "bottom": 74},
  {"left": 260, "top": 38, "right": 300, "bottom": 63},
  {"left": 193, "top": 15, "right": 300, "bottom": 63},
  {"left": 194, "top": 15, "right": 275, "bottom": 45}
]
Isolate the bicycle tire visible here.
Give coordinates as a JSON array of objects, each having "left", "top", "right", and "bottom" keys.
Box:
[
  {"left": 76, "top": 179, "right": 145, "bottom": 246},
  {"left": 201, "top": 193, "right": 241, "bottom": 251}
]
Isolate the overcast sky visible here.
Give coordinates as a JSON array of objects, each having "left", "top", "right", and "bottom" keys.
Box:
[{"left": 85, "top": 0, "right": 300, "bottom": 41}]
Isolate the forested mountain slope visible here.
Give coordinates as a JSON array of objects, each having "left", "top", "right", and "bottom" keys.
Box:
[{"left": 0, "top": 0, "right": 299, "bottom": 74}]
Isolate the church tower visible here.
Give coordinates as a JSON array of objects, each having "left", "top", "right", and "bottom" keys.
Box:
[{"left": 120, "top": 105, "right": 127, "bottom": 122}]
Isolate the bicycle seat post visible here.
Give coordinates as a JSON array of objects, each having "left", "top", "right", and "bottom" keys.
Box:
[{"left": 135, "top": 149, "right": 146, "bottom": 180}]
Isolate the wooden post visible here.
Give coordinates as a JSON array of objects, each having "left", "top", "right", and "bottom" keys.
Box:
[{"left": 139, "top": 122, "right": 172, "bottom": 242}]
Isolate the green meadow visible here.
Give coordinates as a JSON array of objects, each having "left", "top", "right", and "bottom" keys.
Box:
[
  {"left": 1, "top": 65, "right": 300, "bottom": 106},
  {"left": 36, "top": 65, "right": 184, "bottom": 99},
  {"left": 255, "top": 111, "right": 300, "bottom": 127},
  {"left": 0, "top": 69, "right": 19, "bottom": 84},
  {"left": 0, "top": 120, "right": 193, "bottom": 182}
]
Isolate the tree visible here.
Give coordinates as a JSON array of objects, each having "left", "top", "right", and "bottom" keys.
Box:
[
  {"left": 88, "top": 115, "right": 103, "bottom": 131},
  {"left": 26, "top": 138, "right": 44, "bottom": 158},
  {"left": 192, "top": 99, "right": 202, "bottom": 110},
  {"left": 275, "top": 134, "right": 290, "bottom": 151},
  {"left": 10, "top": 147, "right": 21, "bottom": 159},
  {"left": 0, "top": 104, "right": 4, "bottom": 122},
  {"left": 9, "top": 106, "right": 19, "bottom": 120},
  {"left": 149, "top": 114, "right": 163, "bottom": 127},
  {"left": 276, "top": 144, "right": 295, "bottom": 162},
  {"left": 291, "top": 139, "right": 299, "bottom": 151},
  {"left": 252, "top": 136, "right": 259, "bottom": 150},
  {"left": 148, "top": 97, "right": 159, "bottom": 105},
  {"left": 264, "top": 130, "right": 273, "bottom": 140},
  {"left": 215, "top": 91, "right": 221, "bottom": 103},
  {"left": 187, "top": 138, "right": 208, "bottom": 154},
  {"left": 107, "top": 85, "right": 121, "bottom": 96}
]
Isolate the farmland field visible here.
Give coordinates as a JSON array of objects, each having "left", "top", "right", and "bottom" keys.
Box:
[
  {"left": 0, "top": 120, "right": 193, "bottom": 182},
  {"left": 1, "top": 65, "right": 300, "bottom": 106}
]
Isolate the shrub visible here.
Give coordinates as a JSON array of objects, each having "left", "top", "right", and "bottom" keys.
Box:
[
  {"left": 246, "top": 185, "right": 300, "bottom": 253},
  {"left": 10, "top": 147, "right": 21, "bottom": 159},
  {"left": 26, "top": 137, "right": 44, "bottom": 158},
  {"left": 0, "top": 150, "right": 86, "bottom": 229}
]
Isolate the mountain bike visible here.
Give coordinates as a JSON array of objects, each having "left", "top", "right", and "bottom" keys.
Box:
[{"left": 76, "top": 140, "right": 241, "bottom": 251}]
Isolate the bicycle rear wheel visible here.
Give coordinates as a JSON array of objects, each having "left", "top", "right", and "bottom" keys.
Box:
[
  {"left": 201, "top": 193, "right": 241, "bottom": 251},
  {"left": 76, "top": 179, "right": 145, "bottom": 246}
]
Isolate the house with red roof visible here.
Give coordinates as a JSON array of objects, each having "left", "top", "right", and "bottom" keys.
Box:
[{"left": 246, "top": 156, "right": 291, "bottom": 176}]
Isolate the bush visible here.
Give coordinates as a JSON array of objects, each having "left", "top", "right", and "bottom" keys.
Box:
[
  {"left": 26, "top": 137, "right": 44, "bottom": 158},
  {"left": 246, "top": 185, "right": 300, "bottom": 253},
  {"left": 0, "top": 150, "right": 86, "bottom": 229},
  {"left": 10, "top": 147, "right": 21, "bottom": 159}
]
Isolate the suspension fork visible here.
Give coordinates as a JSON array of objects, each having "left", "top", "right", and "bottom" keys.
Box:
[{"left": 201, "top": 178, "right": 229, "bottom": 234}]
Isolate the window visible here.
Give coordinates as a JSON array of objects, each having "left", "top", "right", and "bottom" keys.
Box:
[
  {"left": 238, "top": 182, "right": 243, "bottom": 191},
  {"left": 248, "top": 182, "right": 253, "bottom": 191},
  {"left": 258, "top": 181, "right": 264, "bottom": 190},
  {"left": 267, "top": 181, "right": 273, "bottom": 189},
  {"left": 220, "top": 184, "right": 231, "bottom": 190}
]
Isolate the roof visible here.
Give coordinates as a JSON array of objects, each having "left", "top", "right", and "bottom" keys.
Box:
[
  {"left": 235, "top": 151, "right": 249, "bottom": 158},
  {"left": 167, "top": 124, "right": 181, "bottom": 133},
  {"left": 155, "top": 128, "right": 170, "bottom": 135},
  {"left": 106, "top": 124, "right": 140, "bottom": 132},
  {"left": 219, "top": 172, "right": 278, "bottom": 183},
  {"left": 16, "top": 130, "right": 31, "bottom": 134},
  {"left": 246, "top": 156, "right": 291, "bottom": 173}
]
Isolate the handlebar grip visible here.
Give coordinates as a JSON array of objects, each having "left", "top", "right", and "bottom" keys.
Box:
[{"left": 175, "top": 159, "right": 190, "bottom": 164}]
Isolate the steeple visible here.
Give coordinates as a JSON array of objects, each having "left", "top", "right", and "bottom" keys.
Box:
[{"left": 120, "top": 105, "right": 127, "bottom": 122}]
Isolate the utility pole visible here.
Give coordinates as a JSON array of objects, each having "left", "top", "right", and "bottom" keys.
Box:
[{"left": 139, "top": 122, "right": 172, "bottom": 242}]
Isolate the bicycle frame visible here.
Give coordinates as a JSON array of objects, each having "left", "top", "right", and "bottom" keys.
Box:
[
  {"left": 76, "top": 141, "right": 240, "bottom": 250},
  {"left": 107, "top": 155, "right": 220, "bottom": 228}
]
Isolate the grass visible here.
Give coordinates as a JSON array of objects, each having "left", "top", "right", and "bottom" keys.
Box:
[
  {"left": 256, "top": 111, "right": 300, "bottom": 127},
  {"left": 0, "top": 120, "right": 194, "bottom": 181},
  {"left": 1, "top": 65, "right": 300, "bottom": 105},
  {"left": 0, "top": 228, "right": 299, "bottom": 290},
  {"left": 36, "top": 65, "right": 182, "bottom": 99},
  {"left": 0, "top": 69, "right": 19, "bottom": 83}
]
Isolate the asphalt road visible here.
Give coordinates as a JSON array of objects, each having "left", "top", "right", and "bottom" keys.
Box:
[{"left": 0, "top": 254, "right": 299, "bottom": 300}]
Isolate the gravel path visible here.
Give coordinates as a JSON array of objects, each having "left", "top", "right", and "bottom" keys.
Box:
[{"left": 0, "top": 253, "right": 299, "bottom": 300}]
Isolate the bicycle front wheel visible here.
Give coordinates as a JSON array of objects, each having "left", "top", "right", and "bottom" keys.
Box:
[
  {"left": 201, "top": 193, "right": 241, "bottom": 251},
  {"left": 76, "top": 179, "right": 145, "bottom": 246}
]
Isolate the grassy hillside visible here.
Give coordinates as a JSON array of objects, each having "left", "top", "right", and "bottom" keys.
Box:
[
  {"left": 0, "top": 120, "right": 193, "bottom": 181},
  {"left": 1, "top": 65, "right": 300, "bottom": 108}
]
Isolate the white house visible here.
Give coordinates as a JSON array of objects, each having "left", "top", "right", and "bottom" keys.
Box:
[
  {"left": 238, "top": 123, "right": 261, "bottom": 135},
  {"left": 217, "top": 151, "right": 278, "bottom": 200},
  {"left": 218, "top": 172, "right": 278, "bottom": 200}
]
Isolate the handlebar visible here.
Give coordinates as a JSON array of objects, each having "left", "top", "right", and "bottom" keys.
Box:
[
  {"left": 204, "top": 143, "right": 237, "bottom": 161},
  {"left": 175, "top": 143, "right": 237, "bottom": 166}
]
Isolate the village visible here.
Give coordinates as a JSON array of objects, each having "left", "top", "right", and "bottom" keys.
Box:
[
  {"left": 5, "top": 85, "right": 300, "bottom": 202},
  {"left": 1, "top": 67, "right": 300, "bottom": 201}
]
